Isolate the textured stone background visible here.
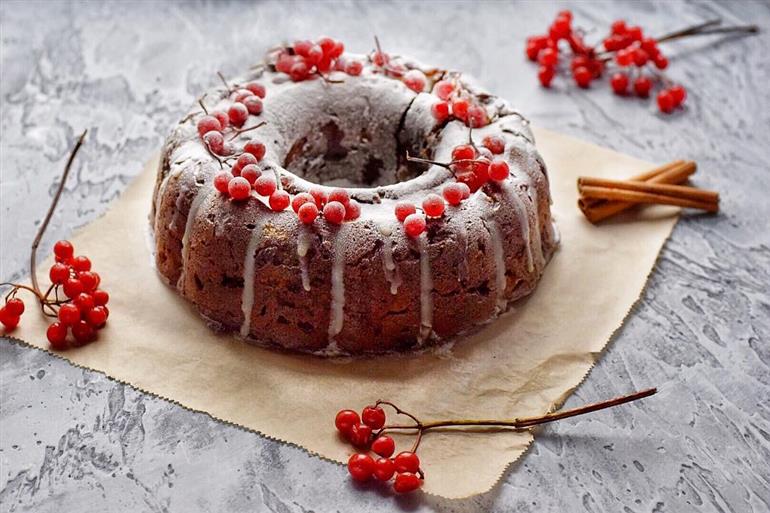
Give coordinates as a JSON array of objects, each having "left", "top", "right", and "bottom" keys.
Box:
[{"left": 1, "top": 1, "right": 769, "bottom": 512}]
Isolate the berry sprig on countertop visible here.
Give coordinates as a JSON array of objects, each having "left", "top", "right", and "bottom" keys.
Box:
[
  {"left": 336, "top": 389, "right": 657, "bottom": 494},
  {"left": 526, "top": 12, "right": 758, "bottom": 114}
]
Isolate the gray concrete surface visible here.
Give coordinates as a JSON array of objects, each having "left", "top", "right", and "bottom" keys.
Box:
[{"left": 1, "top": 1, "right": 769, "bottom": 511}]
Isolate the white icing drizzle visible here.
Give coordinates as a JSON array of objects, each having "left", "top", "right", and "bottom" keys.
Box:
[
  {"left": 328, "top": 227, "right": 347, "bottom": 340},
  {"left": 297, "top": 226, "right": 313, "bottom": 291},
  {"left": 179, "top": 184, "right": 210, "bottom": 286},
  {"left": 500, "top": 180, "right": 535, "bottom": 273},
  {"left": 378, "top": 223, "right": 401, "bottom": 294},
  {"left": 240, "top": 221, "right": 265, "bottom": 338},
  {"left": 418, "top": 235, "right": 433, "bottom": 342},
  {"left": 487, "top": 220, "right": 508, "bottom": 313}
]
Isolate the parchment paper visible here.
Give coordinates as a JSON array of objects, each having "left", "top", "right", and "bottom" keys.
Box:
[{"left": 11, "top": 127, "right": 679, "bottom": 498}]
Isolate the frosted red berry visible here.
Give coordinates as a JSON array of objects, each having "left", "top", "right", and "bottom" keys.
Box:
[
  {"left": 394, "top": 451, "right": 420, "bottom": 473},
  {"left": 228, "top": 103, "right": 249, "bottom": 127},
  {"left": 344, "top": 200, "right": 361, "bottom": 221},
  {"left": 482, "top": 135, "right": 505, "bottom": 155},
  {"left": 269, "top": 190, "right": 290, "bottom": 211},
  {"left": 361, "top": 405, "right": 386, "bottom": 429},
  {"left": 289, "top": 61, "right": 310, "bottom": 82},
  {"left": 291, "top": 192, "right": 315, "bottom": 213},
  {"left": 47, "top": 322, "right": 68, "bottom": 349},
  {"left": 232, "top": 153, "right": 257, "bottom": 176},
  {"left": 403, "top": 70, "right": 427, "bottom": 93},
  {"left": 489, "top": 160, "right": 510, "bottom": 181},
  {"left": 451, "top": 98, "right": 469, "bottom": 121},
  {"left": 54, "top": 240, "right": 74, "bottom": 260},
  {"left": 371, "top": 435, "right": 395, "bottom": 458},
  {"left": 345, "top": 60, "right": 363, "bottom": 76},
  {"left": 403, "top": 213, "right": 426, "bottom": 237},
  {"left": 245, "top": 82, "right": 266, "bottom": 98},
  {"left": 254, "top": 175, "right": 277, "bottom": 197},
  {"left": 298, "top": 202, "right": 319, "bottom": 224},
  {"left": 394, "top": 472, "right": 422, "bottom": 493},
  {"left": 214, "top": 171, "right": 232, "bottom": 194},
  {"left": 197, "top": 116, "right": 221, "bottom": 137},
  {"left": 212, "top": 111, "right": 229, "bottom": 130},
  {"left": 442, "top": 183, "right": 465, "bottom": 206},
  {"left": 452, "top": 144, "right": 476, "bottom": 163},
  {"left": 348, "top": 453, "right": 375, "bottom": 482},
  {"left": 323, "top": 201, "right": 346, "bottom": 225},
  {"left": 242, "top": 95, "right": 263, "bottom": 115},
  {"left": 431, "top": 101, "right": 450, "bottom": 123},
  {"left": 244, "top": 140, "right": 266, "bottom": 161},
  {"left": 228, "top": 176, "right": 252, "bottom": 201},
  {"left": 58, "top": 303, "right": 81, "bottom": 326},
  {"left": 422, "top": 194, "right": 445, "bottom": 218},
  {"left": 328, "top": 188, "right": 350, "bottom": 208},
  {"left": 309, "top": 188, "right": 327, "bottom": 208},
  {"left": 240, "top": 164, "right": 261, "bottom": 185},
  {"left": 203, "top": 131, "right": 225, "bottom": 155},
  {"left": 467, "top": 104, "right": 488, "bottom": 128},
  {"left": 433, "top": 79, "right": 454, "bottom": 100},
  {"left": 394, "top": 201, "right": 416, "bottom": 222}
]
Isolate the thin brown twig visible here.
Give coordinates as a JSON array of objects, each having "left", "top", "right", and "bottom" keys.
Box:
[{"left": 226, "top": 121, "right": 268, "bottom": 141}]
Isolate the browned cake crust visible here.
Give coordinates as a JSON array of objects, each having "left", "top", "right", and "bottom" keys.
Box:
[{"left": 151, "top": 49, "right": 558, "bottom": 355}]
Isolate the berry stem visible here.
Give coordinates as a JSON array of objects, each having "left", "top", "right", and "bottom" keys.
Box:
[
  {"left": 226, "top": 121, "right": 268, "bottom": 141},
  {"left": 654, "top": 18, "right": 722, "bottom": 42},
  {"left": 217, "top": 71, "right": 232, "bottom": 91},
  {"left": 30, "top": 130, "right": 87, "bottom": 299}
]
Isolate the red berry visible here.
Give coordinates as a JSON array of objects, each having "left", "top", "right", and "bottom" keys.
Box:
[
  {"left": 49, "top": 262, "right": 70, "bottom": 284},
  {"left": 309, "top": 188, "right": 327, "bottom": 208},
  {"left": 403, "top": 213, "right": 426, "bottom": 237},
  {"left": 242, "top": 95, "right": 263, "bottom": 116},
  {"left": 452, "top": 144, "right": 476, "bottom": 163},
  {"left": 335, "top": 409, "right": 360, "bottom": 433},
  {"left": 653, "top": 54, "right": 669, "bottom": 70},
  {"left": 348, "top": 453, "right": 375, "bottom": 482},
  {"left": 394, "top": 451, "right": 420, "bottom": 473},
  {"left": 228, "top": 176, "right": 252, "bottom": 201},
  {"left": 422, "top": 194, "right": 445, "bottom": 217},
  {"left": 202, "top": 131, "right": 225, "bottom": 155},
  {"left": 489, "top": 160, "right": 510, "bottom": 181},
  {"left": 482, "top": 135, "right": 505, "bottom": 155},
  {"left": 347, "top": 422, "right": 373, "bottom": 447},
  {"left": 371, "top": 435, "right": 396, "bottom": 458},
  {"left": 293, "top": 40, "right": 313, "bottom": 57},
  {"left": 291, "top": 192, "right": 315, "bottom": 213},
  {"left": 275, "top": 52, "right": 295, "bottom": 74},
  {"left": 538, "top": 65, "right": 555, "bottom": 87},
  {"left": 472, "top": 157, "right": 491, "bottom": 183},
  {"left": 72, "top": 320, "right": 95, "bottom": 344},
  {"left": 289, "top": 61, "right": 310, "bottom": 82},
  {"left": 228, "top": 103, "right": 249, "bottom": 127},
  {"left": 47, "top": 322, "right": 68, "bottom": 349},
  {"left": 393, "top": 472, "right": 422, "bottom": 493},
  {"left": 633, "top": 76, "right": 653, "bottom": 98},
  {"left": 442, "top": 183, "right": 466, "bottom": 206},
  {"left": 610, "top": 73, "right": 629, "bottom": 95},
  {"left": 233, "top": 89, "right": 253, "bottom": 103},
  {"left": 212, "top": 111, "right": 229, "bottom": 130},
  {"left": 0, "top": 307, "right": 19, "bottom": 330},
  {"left": 297, "top": 202, "right": 319, "bottom": 224},
  {"left": 345, "top": 60, "right": 363, "bottom": 76},
  {"left": 54, "top": 240, "right": 74, "bottom": 260},
  {"left": 526, "top": 41, "right": 541, "bottom": 61},
  {"left": 394, "top": 201, "right": 416, "bottom": 222},
  {"left": 372, "top": 50, "right": 389, "bottom": 67},
  {"left": 78, "top": 271, "right": 99, "bottom": 291},
  {"left": 615, "top": 48, "right": 633, "bottom": 67},
  {"left": 466, "top": 104, "right": 488, "bottom": 128},
  {"left": 669, "top": 84, "right": 686, "bottom": 106},
  {"left": 92, "top": 289, "right": 109, "bottom": 306},
  {"left": 328, "top": 188, "right": 350, "bottom": 208},
  {"left": 432, "top": 80, "right": 454, "bottom": 100},
  {"left": 431, "top": 101, "right": 450, "bottom": 123},
  {"left": 573, "top": 66, "right": 592, "bottom": 88},
  {"left": 330, "top": 40, "right": 345, "bottom": 59},
  {"left": 451, "top": 98, "right": 469, "bottom": 121},
  {"left": 63, "top": 278, "right": 84, "bottom": 298},
  {"left": 240, "top": 165, "right": 261, "bottom": 185},
  {"left": 641, "top": 37, "right": 658, "bottom": 55},
  {"left": 611, "top": 20, "right": 627, "bottom": 35},
  {"left": 73, "top": 292, "right": 95, "bottom": 312},
  {"left": 550, "top": 16, "right": 571, "bottom": 40},
  {"left": 197, "top": 116, "right": 221, "bottom": 137},
  {"left": 269, "top": 190, "right": 290, "bottom": 211},
  {"left": 5, "top": 298, "right": 25, "bottom": 316},
  {"left": 373, "top": 457, "right": 396, "bottom": 481},
  {"left": 344, "top": 199, "right": 361, "bottom": 221},
  {"left": 244, "top": 140, "right": 266, "bottom": 161},
  {"left": 214, "top": 171, "right": 232, "bottom": 194},
  {"left": 633, "top": 48, "right": 649, "bottom": 67},
  {"left": 233, "top": 153, "right": 258, "bottom": 176},
  {"left": 627, "top": 25, "right": 643, "bottom": 41},
  {"left": 657, "top": 89, "right": 675, "bottom": 113},
  {"left": 254, "top": 175, "right": 277, "bottom": 197},
  {"left": 538, "top": 47, "right": 558, "bottom": 67},
  {"left": 323, "top": 201, "right": 346, "bottom": 225},
  {"left": 245, "top": 82, "right": 266, "bottom": 98},
  {"left": 361, "top": 405, "right": 386, "bottom": 429},
  {"left": 58, "top": 303, "right": 81, "bottom": 326},
  {"left": 403, "top": 70, "right": 427, "bottom": 93},
  {"left": 71, "top": 255, "right": 91, "bottom": 272},
  {"left": 86, "top": 306, "right": 108, "bottom": 327}
]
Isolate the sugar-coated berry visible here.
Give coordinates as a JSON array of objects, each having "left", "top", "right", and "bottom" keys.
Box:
[
  {"left": 610, "top": 73, "right": 629, "bottom": 95},
  {"left": 54, "top": 240, "right": 74, "bottom": 260},
  {"left": 289, "top": 61, "right": 310, "bottom": 82},
  {"left": 293, "top": 40, "right": 313, "bottom": 57},
  {"left": 196, "top": 116, "right": 221, "bottom": 137},
  {"left": 371, "top": 435, "right": 396, "bottom": 458},
  {"left": 348, "top": 453, "right": 375, "bottom": 482},
  {"left": 573, "top": 66, "right": 592, "bottom": 88},
  {"left": 58, "top": 303, "right": 81, "bottom": 326},
  {"left": 394, "top": 451, "right": 420, "bottom": 473},
  {"left": 228, "top": 176, "right": 252, "bottom": 201},
  {"left": 234, "top": 89, "right": 253, "bottom": 103},
  {"left": 394, "top": 472, "right": 422, "bottom": 493},
  {"left": 86, "top": 306, "right": 108, "bottom": 327},
  {"left": 633, "top": 76, "right": 653, "bottom": 98},
  {"left": 240, "top": 164, "right": 261, "bottom": 185},
  {"left": 49, "top": 263, "right": 70, "bottom": 284},
  {"left": 466, "top": 104, "right": 488, "bottom": 128},
  {"left": 47, "top": 322, "right": 68, "bottom": 349},
  {"left": 344, "top": 199, "right": 361, "bottom": 221},
  {"left": 242, "top": 95, "right": 263, "bottom": 115},
  {"left": 432, "top": 80, "right": 454, "bottom": 101},
  {"left": 373, "top": 457, "right": 396, "bottom": 481},
  {"left": 482, "top": 135, "right": 505, "bottom": 155},
  {"left": 5, "top": 298, "right": 25, "bottom": 317},
  {"left": 254, "top": 175, "right": 277, "bottom": 197},
  {"left": 402, "top": 69, "right": 427, "bottom": 93},
  {"left": 452, "top": 144, "right": 476, "bottom": 162},
  {"left": 345, "top": 60, "right": 363, "bottom": 76},
  {"left": 657, "top": 89, "right": 675, "bottom": 113},
  {"left": 489, "top": 160, "right": 510, "bottom": 181},
  {"left": 309, "top": 188, "right": 327, "bottom": 208},
  {"left": 228, "top": 103, "right": 249, "bottom": 127},
  {"left": 214, "top": 171, "right": 232, "bottom": 194},
  {"left": 269, "top": 190, "right": 290, "bottom": 211},
  {"left": 245, "top": 82, "right": 266, "bottom": 98},
  {"left": 361, "top": 405, "right": 386, "bottom": 429},
  {"left": 71, "top": 255, "right": 91, "bottom": 272},
  {"left": 538, "top": 65, "right": 555, "bottom": 87},
  {"left": 202, "top": 131, "right": 225, "bottom": 155},
  {"left": 323, "top": 201, "right": 346, "bottom": 225},
  {"left": 291, "top": 192, "right": 315, "bottom": 213},
  {"left": 297, "top": 202, "right": 319, "bottom": 224},
  {"left": 422, "top": 194, "right": 445, "bottom": 217},
  {"left": 244, "top": 140, "right": 266, "bottom": 161},
  {"left": 372, "top": 50, "right": 389, "bottom": 67},
  {"left": 472, "top": 157, "right": 491, "bottom": 183},
  {"left": 451, "top": 98, "right": 469, "bottom": 121},
  {"left": 211, "top": 111, "right": 229, "bottom": 131},
  {"left": 63, "top": 278, "right": 84, "bottom": 298},
  {"left": 394, "top": 201, "right": 416, "bottom": 222},
  {"left": 335, "top": 409, "right": 360, "bottom": 433},
  {"left": 328, "top": 188, "right": 350, "bottom": 208},
  {"left": 670, "top": 84, "right": 686, "bottom": 106},
  {"left": 72, "top": 320, "right": 95, "bottom": 344},
  {"left": 233, "top": 153, "right": 258, "bottom": 176},
  {"left": 403, "top": 213, "right": 426, "bottom": 237},
  {"left": 442, "top": 183, "right": 465, "bottom": 206},
  {"left": 0, "top": 307, "right": 19, "bottom": 330},
  {"left": 431, "top": 101, "right": 450, "bottom": 123},
  {"left": 92, "top": 289, "right": 109, "bottom": 306},
  {"left": 347, "top": 422, "right": 372, "bottom": 447}
]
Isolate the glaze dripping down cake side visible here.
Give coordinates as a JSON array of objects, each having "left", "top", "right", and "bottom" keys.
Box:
[{"left": 151, "top": 39, "right": 558, "bottom": 355}]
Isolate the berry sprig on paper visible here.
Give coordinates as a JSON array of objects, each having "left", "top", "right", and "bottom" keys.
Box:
[
  {"left": 526, "top": 13, "right": 758, "bottom": 114},
  {"left": 336, "top": 388, "right": 657, "bottom": 494},
  {"left": 0, "top": 131, "right": 111, "bottom": 349}
]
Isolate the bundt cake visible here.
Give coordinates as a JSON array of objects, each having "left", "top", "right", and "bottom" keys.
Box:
[{"left": 151, "top": 37, "right": 558, "bottom": 355}]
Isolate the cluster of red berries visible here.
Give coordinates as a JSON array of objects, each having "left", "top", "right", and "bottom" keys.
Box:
[
  {"left": 274, "top": 37, "right": 361, "bottom": 81},
  {"left": 429, "top": 78, "right": 489, "bottom": 128},
  {"left": 368, "top": 45, "right": 430, "bottom": 96},
  {"left": 395, "top": 136, "right": 510, "bottom": 237},
  {"left": 0, "top": 296, "right": 25, "bottom": 331},
  {"left": 336, "top": 406, "right": 423, "bottom": 494},
  {"left": 526, "top": 10, "right": 687, "bottom": 114},
  {"left": 291, "top": 187, "right": 361, "bottom": 225}
]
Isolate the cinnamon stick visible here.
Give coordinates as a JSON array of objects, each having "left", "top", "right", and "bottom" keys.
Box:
[
  {"left": 579, "top": 186, "right": 718, "bottom": 212},
  {"left": 578, "top": 177, "right": 719, "bottom": 204},
  {"left": 579, "top": 160, "right": 687, "bottom": 210}
]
